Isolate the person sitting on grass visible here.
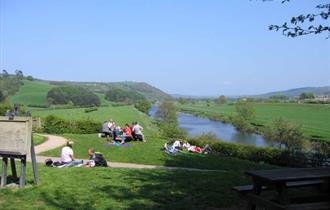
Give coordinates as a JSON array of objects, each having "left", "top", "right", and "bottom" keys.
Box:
[
  {"left": 85, "top": 148, "right": 108, "bottom": 168},
  {"left": 60, "top": 141, "right": 83, "bottom": 167},
  {"left": 132, "top": 122, "right": 146, "bottom": 142},
  {"left": 124, "top": 124, "right": 133, "bottom": 141},
  {"left": 102, "top": 121, "right": 112, "bottom": 141},
  {"left": 113, "top": 129, "right": 126, "bottom": 144}
]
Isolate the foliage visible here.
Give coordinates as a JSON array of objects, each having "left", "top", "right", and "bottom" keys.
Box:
[
  {"left": 155, "top": 100, "right": 187, "bottom": 139},
  {"left": 218, "top": 95, "right": 226, "bottom": 104},
  {"left": 299, "top": 92, "right": 315, "bottom": 100},
  {"left": 264, "top": 118, "right": 305, "bottom": 151},
  {"left": 0, "top": 74, "right": 23, "bottom": 98},
  {"left": 232, "top": 101, "right": 256, "bottom": 133},
  {"left": 105, "top": 87, "right": 146, "bottom": 104},
  {"left": 189, "top": 134, "right": 328, "bottom": 167},
  {"left": 0, "top": 102, "right": 26, "bottom": 116},
  {"left": 134, "top": 99, "right": 152, "bottom": 114},
  {"left": 42, "top": 115, "right": 101, "bottom": 134},
  {"left": 266, "top": 0, "right": 330, "bottom": 38},
  {"left": 26, "top": 75, "right": 34, "bottom": 81},
  {"left": 15, "top": 69, "right": 24, "bottom": 80},
  {"left": 269, "top": 95, "right": 288, "bottom": 101},
  {"left": 0, "top": 91, "right": 4, "bottom": 102},
  {"left": 47, "top": 86, "right": 101, "bottom": 107},
  {"left": 84, "top": 107, "right": 98, "bottom": 113}
]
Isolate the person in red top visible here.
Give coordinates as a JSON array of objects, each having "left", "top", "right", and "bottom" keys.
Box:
[{"left": 124, "top": 124, "right": 133, "bottom": 141}]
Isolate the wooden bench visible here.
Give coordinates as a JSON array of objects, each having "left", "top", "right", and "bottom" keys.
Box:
[{"left": 232, "top": 180, "right": 324, "bottom": 196}]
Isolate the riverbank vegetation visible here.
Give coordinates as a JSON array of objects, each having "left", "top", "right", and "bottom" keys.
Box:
[{"left": 177, "top": 100, "right": 330, "bottom": 142}]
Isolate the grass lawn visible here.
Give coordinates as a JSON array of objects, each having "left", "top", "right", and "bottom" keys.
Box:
[
  {"left": 10, "top": 80, "right": 54, "bottom": 106},
  {"left": 177, "top": 102, "right": 330, "bottom": 141},
  {"left": 0, "top": 159, "right": 275, "bottom": 210},
  {"left": 33, "top": 134, "right": 48, "bottom": 146}
]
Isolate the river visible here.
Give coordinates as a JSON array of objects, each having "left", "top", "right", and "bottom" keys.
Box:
[{"left": 150, "top": 106, "right": 268, "bottom": 147}]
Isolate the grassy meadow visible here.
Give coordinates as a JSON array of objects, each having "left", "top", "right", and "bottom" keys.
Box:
[
  {"left": 0, "top": 163, "right": 268, "bottom": 210},
  {"left": 10, "top": 80, "right": 53, "bottom": 106},
  {"left": 177, "top": 101, "right": 330, "bottom": 142}
]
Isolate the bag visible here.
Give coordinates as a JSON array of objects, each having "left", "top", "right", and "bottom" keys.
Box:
[{"left": 45, "top": 159, "right": 53, "bottom": 167}]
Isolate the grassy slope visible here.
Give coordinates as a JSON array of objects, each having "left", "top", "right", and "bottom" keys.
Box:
[
  {"left": 10, "top": 80, "right": 53, "bottom": 106},
  {"left": 31, "top": 105, "right": 157, "bottom": 135},
  {"left": 177, "top": 102, "right": 330, "bottom": 141},
  {"left": 33, "top": 134, "right": 47, "bottom": 146}
]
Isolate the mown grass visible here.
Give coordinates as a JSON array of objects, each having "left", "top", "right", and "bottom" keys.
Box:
[
  {"left": 177, "top": 101, "right": 330, "bottom": 141},
  {"left": 10, "top": 80, "right": 53, "bottom": 106},
  {"left": 0, "top": 159, "right": 275, "bottom": 210},
  {"left": 33, "top": 134, "right": 47, "bottom": 146}
]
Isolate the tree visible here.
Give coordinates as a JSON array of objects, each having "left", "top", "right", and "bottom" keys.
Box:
[
  {"left": 218, "top": 95, "right": 226, "bottom": 104},
  {"left": 156, "top": 100, "right": 178, "bottom": 124},
  {"left": 105, "top": 87, "right": 146, "bottom": 104},
  {"left": 26, "top": 75, "right": 34, "bottom": 81},
  {"left": 1, "top": 70, "right": 9, "bottom": 78},
  {"left": 232, "top": 100, "right": 256, "bottom": 133},
  {"left": 264, "top": 0, "right": 330, "bottom": 38},
  {"left": 0, "top": 91, "right": 4, "bottom": 102},
  {"left": 299, "top": 92, "right": 315, "bottom": 100},
  {"left": 264, "top": 118, "right": 305, "bottom": 152},
  {"left": 135, "top": 100, "right": 152, "bottom": 114},
  {"left": 156, "top": 100, "right": 187, "bottom": 138},
  {"left": 15, "top": 69, "right": 24, "bottom": 80}
]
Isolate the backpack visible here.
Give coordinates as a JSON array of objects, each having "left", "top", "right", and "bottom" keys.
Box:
[{"left": 94, "top": 153, "right": 108, "bottom": 167}]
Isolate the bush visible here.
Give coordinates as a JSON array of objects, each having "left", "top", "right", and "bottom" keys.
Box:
[
  {"left": 264, "top": 118, "right": 305, "bottom": 152},
  {"left": 134, "top": 100, "right": 152, "bottom": 114},
  {"left": 84, "top": 107, "right": 98, "bottom": 113},
  {"left": 42, "top": 115, "right": 101, "bottom": 134},
  {"left": 188, "top": 134, "right": 326, "bottom": 167},
  {"left": 159, "top": 122, "right": 187, "bottom": 139}
]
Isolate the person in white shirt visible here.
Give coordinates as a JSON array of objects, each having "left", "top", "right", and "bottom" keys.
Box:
[
  {"left": 132, "top": 122, "right": 146, "bottom": 142},
  {"left": 60, "top": 141, "right": 82, "bottom": 167}
]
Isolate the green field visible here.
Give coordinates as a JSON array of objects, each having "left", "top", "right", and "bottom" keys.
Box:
[
  {"left": 10, "top": 80, "right": 53, "bottom": 106},
  {"left": 1, "top": 103, "right": 278, "bottom": 209},
  {"left": 31, "top": 105, "right": 158, "bottom": 135},
  {"left": 0, "top": 161, "right": 274, "bottom": 210},
  {"left": 177, "top": 101, "right": 330, "bottom": 141}
]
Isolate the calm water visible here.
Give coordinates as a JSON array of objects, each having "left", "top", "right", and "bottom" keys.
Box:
[{"left": 150, "top": 106, "right": 268, "bottom": 147}]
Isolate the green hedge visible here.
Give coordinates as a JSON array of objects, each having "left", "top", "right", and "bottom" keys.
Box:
[
  {"left": 42, "top": 115, "right": 101, "bottom": 134},
  {"left": 188, "top": 137, "right": 327, "bottom": 167}
]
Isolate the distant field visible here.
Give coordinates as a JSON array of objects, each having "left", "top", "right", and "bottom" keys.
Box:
[
  {"left": 177, "top": 102, "right": 330, "bottom": 141},
  {"left": 10, "top": 80, "right": 53, "bottom": 106},
  {"left": 31, "top": 105, "right": 158, "bottom": 135}
]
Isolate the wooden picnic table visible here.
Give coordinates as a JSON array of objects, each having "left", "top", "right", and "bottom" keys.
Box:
[{"left": 245, "top": 168, "right": 330, "bottom": 210}]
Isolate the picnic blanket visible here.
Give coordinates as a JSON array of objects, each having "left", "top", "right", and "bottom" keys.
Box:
[{"left": 104, "top": 143, "right": 132, "bottom": 147}]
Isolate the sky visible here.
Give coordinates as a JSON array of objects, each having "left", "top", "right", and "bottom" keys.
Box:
[{"left": 0, "top": 0, "right": 329, "bottom": 96}]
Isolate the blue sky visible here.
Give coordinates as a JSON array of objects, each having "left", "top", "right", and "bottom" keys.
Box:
[{"left": 0, "top": 0, "right": 329, "bottom": 96}]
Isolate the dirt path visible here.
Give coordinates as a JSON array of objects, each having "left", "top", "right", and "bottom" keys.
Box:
[{"left": 34, "top": 134, "right": 227, "bottom": 172}]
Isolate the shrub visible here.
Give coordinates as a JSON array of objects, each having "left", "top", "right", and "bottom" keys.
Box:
[
  {"left": 188, "top": 135, "right": 326, "bottom": 167},
  {"left": 264, "top": 118, "right": 305, "bottom": 152},
  {"left": 134, "top": 100, "right": 152, "bottom": 114},
  {"left": 42, "top": 115, "right": 101, "bottom": 134},
  {"left": 84, "top": 107, "right": 98, "bottom": 113}
]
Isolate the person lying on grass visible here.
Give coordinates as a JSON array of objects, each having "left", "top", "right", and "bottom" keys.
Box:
[
  {"left": 85, "top": 148, "right": 108, "bottom": 168},
  {"left": 60, "top": 141, "right": 83, "bottom": 167}
]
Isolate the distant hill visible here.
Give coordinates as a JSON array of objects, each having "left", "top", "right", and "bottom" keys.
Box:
[
  {"left": 48, "top": 80, "right": 171, "bottom": 101},
  {"left": 9, "top": 79, "right": 170, "bottom": 106},
  {"left": 257, "top": 86, "right": 330, "bottom": 98}
]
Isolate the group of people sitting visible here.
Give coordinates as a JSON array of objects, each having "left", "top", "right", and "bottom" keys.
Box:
[
  {"left": 163, "top": 140, "right": 212, "bottom": 155},
  {"left": 45, "top": 141, "right": 108, "bottom": 168},
  {"left": 101, "top": 120, "right": 145, "bottom": 144}
]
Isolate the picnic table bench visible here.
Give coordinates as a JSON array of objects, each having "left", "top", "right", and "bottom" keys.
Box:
[{"left": 233, "top": 168, "right": 330, "bottom": 210}]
